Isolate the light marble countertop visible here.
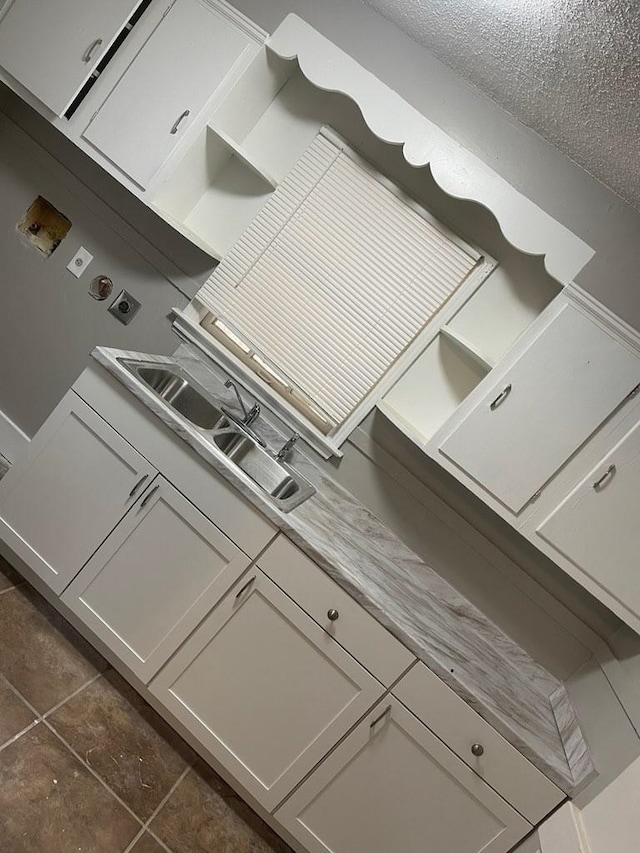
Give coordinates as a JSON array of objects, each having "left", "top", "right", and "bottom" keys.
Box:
[{"left": 92, "top": 343, "right": 595, "bottom": 796}]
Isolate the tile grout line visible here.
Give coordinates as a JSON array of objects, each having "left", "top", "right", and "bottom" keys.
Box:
[
  {"left": 0, "top": 671, "right": 42, "bottom": 717},
  {"left": 0, "top": 668, "right": 104, "bottom": 725},
  {"left": 41, "top": 670, "right": 104, "bottom": 720},
  {"left": 121, "top": 764, "right": 192, "bottom": 853},
  {"left": 0, "top": 666, "right": 185, "bottom": 852},
  {"left": 0, "top": 718, "right": 40, "bottom": 753},
  {"left": 0, "top": 667, "right": 190, "bottom": 853},
  {"left": 42, "top": 718, "right": 146, "bottom": 833},
  {"left": 0, "top": 581, "right": 25, "bottom": 596}
]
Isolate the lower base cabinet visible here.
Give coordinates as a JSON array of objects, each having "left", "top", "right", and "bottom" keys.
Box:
[
  {"left": 275, "top": 695, "right": 531, "bottom": 853},
  {"left": 61, "top": 475, "right": 252, "bottom": 683},
  {"left": 0, "top": 364, "right": 568, "bottom": 853},
  {"left": 0, "top": 392, "right": 157, "bottom": 593},
  {"left": 150, "top": 567, "right": 392, "bottom": 811}
]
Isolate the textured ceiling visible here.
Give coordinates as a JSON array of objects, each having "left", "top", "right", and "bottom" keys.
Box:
[{"left": 361, "top": 0, "right": 640, "bottom": 211}]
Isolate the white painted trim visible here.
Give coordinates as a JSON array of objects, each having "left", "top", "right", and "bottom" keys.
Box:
[
  {"left": 538, "top": 803, "right": 591, "bottom": 853},
  {"left": 200, "top": 0, "right": 267, "bottom": 43},
  {"left": 592, "top": 644, "right": 640, "bottom": 739},
  {"left": 566, "top": 284, "right": 640, "bottom": 354},
  {"left": 267, "top": 15, "right": 595, "bottom": 286},
  {"left": 0, "top": 407, "right": 30, "bottom": 463}
]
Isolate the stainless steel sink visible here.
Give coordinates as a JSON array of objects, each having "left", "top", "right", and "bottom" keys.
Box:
[
  {"left": 213, "top": 428, "right": 315, "bottom": 511},
  {"left": 120, "top": 360, "right": 225, "bottom": 430},
  {"left": 119, "top": 357, "right": 316, "bottom": 512}
]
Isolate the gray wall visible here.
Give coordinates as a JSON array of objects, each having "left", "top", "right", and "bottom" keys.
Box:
[{"left": 0, "top": 109, "right": 191, "bottom": 437}]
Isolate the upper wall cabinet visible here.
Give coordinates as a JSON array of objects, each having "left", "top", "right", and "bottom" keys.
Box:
[
  {"left": 437, "top": 302, "right": 640, "bottom": 513},
  {"left": 82, "top": 0, "right": 264, "bottom": 188},
  {"left": 378, "top": 261, "right": 561, "bottom": 451},
  {"left": 149, "top": 50, "right": 328, "bottom": 257},
  {"left": 532, "top": 414, "right": 640, "bottom": 631},
  {"left": 0, "top": 0, "right": 143, "bottom": 116}
]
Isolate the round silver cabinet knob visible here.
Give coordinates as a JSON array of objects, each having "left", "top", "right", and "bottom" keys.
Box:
[
  {"left": 327, "top": 608, "right": 340, "bottom": 621},
  {"left": 471, "top": 743, "right": 484, "bottom": 757}
]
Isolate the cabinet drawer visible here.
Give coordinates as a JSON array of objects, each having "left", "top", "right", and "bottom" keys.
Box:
[
  {"left": 257, "top": 535, "right": 415, "bottom": 687},
  {"left": 393, "top": 663, "right": 563, "bottom": 824}
]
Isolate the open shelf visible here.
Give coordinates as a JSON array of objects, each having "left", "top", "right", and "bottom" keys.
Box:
[
  {"left": 150, "top": 126, "right": 276, "bottom": 259},
  {"left": 439, "top": 326, "right": 495, "bottom": 372},
  {"left": 379, "top": 333, "right": 490, "bottom": 446},
  {"left": 445, "top": 267, "right": 561, "bottom": 366},
  {"left": 207, "top": 125, "right": 279, "bottom": 187},
  {"left": 379, "top": 258, "right": 563, "bottom": 449},
  {"left": 149, "top": 51, "right": 329, "bottom": 259}
]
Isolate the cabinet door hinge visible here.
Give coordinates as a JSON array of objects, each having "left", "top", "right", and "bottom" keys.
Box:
[{"left": 528, "top": 489, "right": 542, "bottom": 506}]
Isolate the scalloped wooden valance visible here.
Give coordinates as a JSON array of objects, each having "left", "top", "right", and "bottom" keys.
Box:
[{"left": 267, "top": 15, "right": 595, "bottom": 286}]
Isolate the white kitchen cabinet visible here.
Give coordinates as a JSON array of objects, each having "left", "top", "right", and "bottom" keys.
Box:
[
  {"left": 378, "top": 257, "right": 561, "bottom": 448},
  {"left": 533, "top": 416, "right": 640, "bottom": 633},
  {"left": 150, "top": 566, "right": 392, "bottom": 811},
  {"left": 82, "top": 0, "right": 262, "bottom": 188},
  {"left": 392, "top": 662, "right": 563, "bottom": 824},
  {"left": 150, "top": 50, "right": 327, "bottom": 258},
  {"left": 438, "top": 303, "right": 640, "bottom": 513},
  {"left": 0, "top": 0, "right": 142, "bottom": 116},
  {"left": 61, "top": 475, "right": 251, "bottom": 682},
  {"left": 73, "top": 363, "right": 276, "bottom": 559},
  {"left": 275, "top": 695, "right": 531, "bottom": 853},
  {"left": 0, "top": 391, "right": 156, "bottom": 593},
  {"left": 256, "top": 534, "right": 415, "bottom": 687}
]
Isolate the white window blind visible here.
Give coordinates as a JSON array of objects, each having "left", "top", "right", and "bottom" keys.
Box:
[{"left": 197, "top": 131, "right": 480, "bottom": 430}]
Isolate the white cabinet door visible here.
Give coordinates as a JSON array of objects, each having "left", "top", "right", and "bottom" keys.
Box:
[
  {"left": 150, "top": 568, "right": 385, "bottom": 811},
  {"left": 392, "top": 662, "right": 563, "bottom": 824},
  {"left": 82, "top": 0, "right": 257, "bottom": 187},
  {"left": 0, "top": 392, "right": 156, "bottom": 593},
  {"left": 535, "top": 418, "right": 640, "bottom": 631},
  {"left": 276, "top": 697, "right": 531, "bottom": 853},
  {"left": 0, "top": 0, "right": 141, "bottom": 115},
  {"left": 61, "top": 476, "right": 251, "bottom": 682},
  {"left": 439, "top": 305, "right": 640, "bottom": 513}
]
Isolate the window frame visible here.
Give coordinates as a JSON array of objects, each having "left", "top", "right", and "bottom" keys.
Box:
[
  {"left": 181, "top": 130, "right": 498, "bottom": 458},
  {"left": 174, "top": 248, "right": 496, "bottom": 460}
]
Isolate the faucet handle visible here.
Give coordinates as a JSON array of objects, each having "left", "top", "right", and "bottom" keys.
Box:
[
  {"left": 224, "top": 380, "right": 260, "bottom": 425},
  {"left": 276, "top": 432, "right": 299, "bottom": 462}
]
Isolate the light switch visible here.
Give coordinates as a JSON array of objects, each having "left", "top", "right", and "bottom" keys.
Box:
[{"left": 67, "top": 247, "right": 94, "bottom": 278}]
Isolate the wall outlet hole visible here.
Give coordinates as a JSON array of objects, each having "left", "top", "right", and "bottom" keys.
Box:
[{"left": 18, "top": 196, "right": 72, "bottom": 257}]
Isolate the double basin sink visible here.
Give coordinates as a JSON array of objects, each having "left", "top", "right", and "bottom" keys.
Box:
[{"left": 119, "top": 359, "right": 315, "bottom": 513}]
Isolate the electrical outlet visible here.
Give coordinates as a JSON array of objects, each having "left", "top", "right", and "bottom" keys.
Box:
[
  {"left": 108, "top": 289, "right": 141, "bottom": 325},
  {"left": 67, "top": 247, "right": 94, "bottom": 278}
]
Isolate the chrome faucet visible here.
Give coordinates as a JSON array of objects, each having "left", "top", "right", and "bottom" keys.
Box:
[
  {"left": 275, "top": 432, "right": 299, "bottom": 461},
  {"left": 224, "top": 380, "right": 260, "bottom": 425}
]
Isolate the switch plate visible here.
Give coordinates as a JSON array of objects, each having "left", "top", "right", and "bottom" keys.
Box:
[
  {"left": 67, "top": 247, "right": 93, "bottom": 278},
  {"left": 108, "top": 289, "right": 141, "bottom": 325}
]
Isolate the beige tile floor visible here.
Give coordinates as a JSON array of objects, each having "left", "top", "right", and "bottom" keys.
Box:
[{"left": 0, "top": 554, "right": 294, "bottom": 853}]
